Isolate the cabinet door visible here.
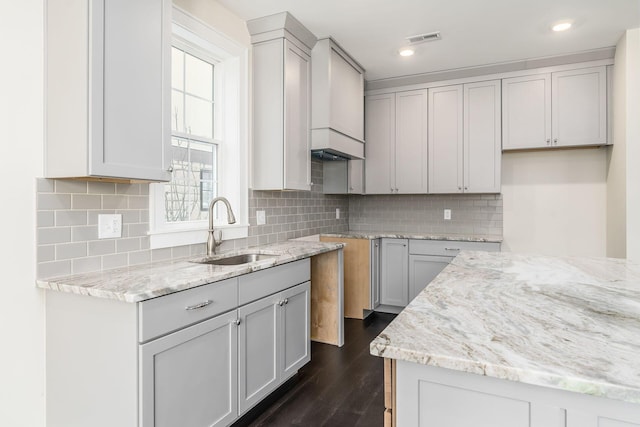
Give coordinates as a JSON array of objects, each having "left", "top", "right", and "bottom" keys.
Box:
[
  {"left": 502, "top": 74, "right": 552, "bottom": 150},
  {"left": 552, "top": 66, "right": 607, "bottom": 147},
  {"left": 371, "top": 239, "right": 381, "bottom": 309},
  {"left": 348, "top": 159, "right": 365, "bottom": 194},
  {"left": 464, "top": 80, "right": 502, "bottom": 193},
  {"left": 428, "top": 85, "right": 464, "bottom": 194},
  {"left": 365, "top": 94, "right": 395, "bottom": 194},
  {"left": 396, "top": 90, "right": 428, "bottom": 194},
  {"left": 283, "top": 39, "right": 312, "bottom": 190},
  {"left": 90, "top": 0, "right": 171, "bottom": 181},
  {"left": 140, "top": 310, "right": 238, "bottom": 427},
  {"left": 280, "top": 282, "right": 311, "bottom": 379},
  {"left": 409, "top": 255, "right": 452, "bottom": 301},
  {"left": 380, "top": 239, "right": 409, "bottom": 307},
  {"left": 330, "top": 47, "right": 365, "bottom": 141},
  {"left": 238, "top": 294, "right": 279, "bottom": 414}
]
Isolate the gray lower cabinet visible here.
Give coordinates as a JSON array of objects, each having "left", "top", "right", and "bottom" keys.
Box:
[
  {"left": 378, "top": 239, "right": 501, "bottom": 311},
  {"left": 45, "top": 259, "right": 311, "bottom": 427},
  {"left": 409, "top": 255, "right": 453, "bottom": 301},
  {"left": 239, "top": 281, "right": 311, "bottom": 415},
  {"left": 380, "top": 238, "right": 409, "bottom": 307},
  {"left": 140, "top": 310, "right": 238, "bottom": 427}
]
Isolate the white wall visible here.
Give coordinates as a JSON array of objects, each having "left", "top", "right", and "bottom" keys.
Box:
[
  {"left": 624, "top": 29, "right": 640, "bottom": 262},
  {"left": 607, "top": 28, "right": 640, "bottom": 261},
  {"left": 502, "top": 149, "right": 608, "bottom": 257},
  {"left": 0, "top": 1, "right": 46, "bottom": 426}
]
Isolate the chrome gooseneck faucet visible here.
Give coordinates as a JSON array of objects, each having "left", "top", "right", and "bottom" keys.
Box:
[{"left": 207, "top": 197, "right": 236, "bottom": 256}]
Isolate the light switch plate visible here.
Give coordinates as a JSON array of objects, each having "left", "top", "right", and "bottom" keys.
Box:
[
  {"left": 444, "top": 209, "right": 452, "bottom": 220},
  {"left": 98, "top": 214, "right": 122, "bottom": 239},
  {"left": 256, "top": 210, "right": 266, "bottom": 225}
]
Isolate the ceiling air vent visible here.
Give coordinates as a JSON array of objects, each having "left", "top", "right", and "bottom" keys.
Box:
[{"left": 406, "top": 31, "right": 442, "bottom": 45}]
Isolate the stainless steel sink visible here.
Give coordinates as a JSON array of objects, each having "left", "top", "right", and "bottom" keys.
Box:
[{"left": 194, "top": 253, "right": 278, "bottom": 266}]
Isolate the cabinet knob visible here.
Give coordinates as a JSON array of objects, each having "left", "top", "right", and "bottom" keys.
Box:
[
  {"left": 278, "top": 300, "right": 285, "bottom": 306},
  {"left": 284, "top": 298, "right": 289, "bottom": 305},
  {"left": 464, "top": 187, "right": 468, "bottom": 191},
  {"left": 233, "top": 319, "right": 241, "bottom": 326},
  {"left": 458, "top": 186, "right": 462, "bottom": 191},
  {"left": 553, "top": 138, "right": 558, "bottom": 145},
  {"left": 349, "top": 187, "right": 354, "bottom": 191},
  {"left": 167, "top": 166, "right": 174, "bottom": 173},
  {"left": 546, "top": 138, "right": 551, "bottom": 145}
]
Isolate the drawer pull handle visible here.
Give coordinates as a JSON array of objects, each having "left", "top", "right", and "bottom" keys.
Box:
[
  {"left": 444, "top": 247, "right": 461, "bottom": 251},
  {"left": 185, "top": 300, "right": 213, "bottom": 311}
]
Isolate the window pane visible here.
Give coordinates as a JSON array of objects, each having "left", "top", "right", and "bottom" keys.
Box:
[
  {"left": 171, "top": 89, "right": 184, "bottom": 132},
  {"left": 185, "top": 52, "right": 213, "bottom": 100},
  {"left": 171, "top": 47, "right": 184, "bottom": 90},
  {"left": 185, "top": 95, "right": 213, "bottom": 139},
  {"left": 164, "top": 137, "right": 217, "bottom": 223}
]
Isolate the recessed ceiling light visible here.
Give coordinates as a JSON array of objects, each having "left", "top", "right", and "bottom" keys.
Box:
[
  {"left": 399, "top": 47, "right": 415, "bottom": 57},
  {"left": 552, "top": 21, "right": 572, "bottom": 32}
]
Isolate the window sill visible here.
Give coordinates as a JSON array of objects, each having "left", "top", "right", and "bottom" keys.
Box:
[{"left": 149, "top": 224, "right": 249, "bottom": 250}]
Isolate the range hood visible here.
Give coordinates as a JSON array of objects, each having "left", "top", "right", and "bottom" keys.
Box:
[
  {"left": 311, "top": 128, "right": 365, "bottom": 160},
  {"left": 311, "top": 150, "right": 349, "bottom": 161}
]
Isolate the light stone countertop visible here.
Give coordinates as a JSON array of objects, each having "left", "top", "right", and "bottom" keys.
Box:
[
  {"left": 370, "top": 250, "right": 640, "bottom": 404},
  {"left": 322, "top": 231, "right": 502, "bottom": 243},
  {"left": 36, "top": 241, "right": 344, "bottom": 303}
]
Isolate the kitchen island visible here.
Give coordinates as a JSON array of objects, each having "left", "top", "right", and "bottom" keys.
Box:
[{"left": 370, "top": 251, "right": 640, "bottom": 426}]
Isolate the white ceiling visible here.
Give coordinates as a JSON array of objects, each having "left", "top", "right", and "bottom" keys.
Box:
[{"left": 216, "top": 0, "right": 640, "bottom": 81}]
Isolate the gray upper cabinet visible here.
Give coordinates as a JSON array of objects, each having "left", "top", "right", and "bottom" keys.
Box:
[
  {"left": 365, "top": 93, "right": 396, "bottom": 194},
  {"left": 45, "top": 0, "right": 172, "bottom": 182},
  {"left": 322, "top": 159, "right": 365, "bottom": 194},
  {"left": 312, "top": 38, "right": 365, "bottom": 159},
  {"left": 552, "top": 66, "right": 607, "bottom": 147},
  {"left": 502, "top": 66, "right": 607, "bottom": 150},
  {"left": 428, "top": 81, "right": 501, "bottom": 194},
  {"left": 365, "top": 90, "right": 428, "bottom": 194},
  {"left": 248, "top": 13, "right": 316, "bottom": 191}
]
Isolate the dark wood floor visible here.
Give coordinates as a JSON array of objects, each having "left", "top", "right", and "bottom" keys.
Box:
[{"left": 234, "top": 312, "right": 396, "bottom": 427}]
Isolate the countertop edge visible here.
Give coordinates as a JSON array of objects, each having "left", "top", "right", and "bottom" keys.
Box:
[
  {"left": 321, "top": 231, "right": 503, "bottom": 243},
  {"left": 36, "top": 241, "right": 345, "bottom": 303}
]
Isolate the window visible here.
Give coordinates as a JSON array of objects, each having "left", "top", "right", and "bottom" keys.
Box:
[
  {"left": 150, "top": 7, "right": 249, "bottom": 249},
  {"left": 166, "top": 46, "right": 218, "bottom": 223}
]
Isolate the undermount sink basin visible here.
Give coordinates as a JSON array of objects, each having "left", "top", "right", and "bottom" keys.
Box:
[{"left": 195, "top": 253, "right": 278, "bottom": 266}]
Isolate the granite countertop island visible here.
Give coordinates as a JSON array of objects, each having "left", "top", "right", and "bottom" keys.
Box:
[
  {"left": 37, "top": 240, "right": 344, "bottom": 303},
  {"left": 371, "top": 250, "right": 640, "bottom": 405}
]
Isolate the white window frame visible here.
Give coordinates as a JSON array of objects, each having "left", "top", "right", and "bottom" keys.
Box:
[{"left": 149, "top": 6, "right": 249, "bottom": 249}]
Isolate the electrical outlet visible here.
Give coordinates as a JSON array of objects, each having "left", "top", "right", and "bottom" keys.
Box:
[
  {"left": 336, "top": 208, "right": 340, "bottom": 219},
  {"left": 256, "top": 210, "right": 266, "bottom": 225},
  {"left": 98, "top": 214, "right": 122, "bottom": 239},
  {"left": 444, "top": 209, "right": 452, "bottom": 220}
]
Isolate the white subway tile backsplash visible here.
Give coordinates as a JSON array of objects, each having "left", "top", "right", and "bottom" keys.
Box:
[
  {"left": 55, "top": 211, "right": 87, "bottom": 226},
  {"left": 38, "top": 193, "right": 71, "bottom": 210},
  {"left": 38, "top": 227, "right": 71, "bottom": 245},
  {"left": 102, "top": 195, "right": 128, "bottom": 209},
  {"left": 72, "top": 256, "right": 102, "bottom": 274},
  {"left": 72, "top": 194, "right": 101, "bottom": 210},
  {"left": 102, "top": 253, "right": 128, "bottom": 270},
  {"left": 88, "top": 181, "right": 115, "bottom": 194},
  {"left": 37, "top": 211, "right": 55, "bottom": 227},
  {"left": 55, "top": 180, "right": 88, "bottom": 194},
  {"left": 56, "top": 242, "right": 87, "bottom": 260},
  {"left": 38, "top": 260, "right": 71, "bottom": 279},
  {"left": 71, "top": 226, "right": 99, "bottom": 242},
  {"left": 88, "top": 240, "right": 115, "bottom": 256}
]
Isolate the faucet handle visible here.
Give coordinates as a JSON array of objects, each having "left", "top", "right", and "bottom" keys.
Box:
[{"left": 214, "top": 230, "right": 223, "bottom": 247}]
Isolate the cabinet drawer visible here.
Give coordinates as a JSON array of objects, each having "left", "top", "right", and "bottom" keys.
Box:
[
  {"left": 239, "top": 259, "right": 310, "bottom": 306},
  {"left": 138, "top": 278, "right": 238, "bottom": 343},
  {"left": 409, "top": 240, "right": 501, "bottom": 256}
]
